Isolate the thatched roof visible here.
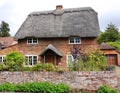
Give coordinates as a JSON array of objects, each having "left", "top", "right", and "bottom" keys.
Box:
[
  {"left": 14, "top": 7, "right": 100, "bottom": 40},
  {"left": 40, "top": 44, "right": 62, "bottom": 56}
]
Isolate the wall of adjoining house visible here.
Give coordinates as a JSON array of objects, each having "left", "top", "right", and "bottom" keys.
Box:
[
  {"left": 101, "top": 49, "right": 120, "bottom": 65},
  {"left": 0, "top": 45, "right": 19, "bottom": 55},
  {"left": 0, "top": 71, "right": 117, "bottom": 91}
]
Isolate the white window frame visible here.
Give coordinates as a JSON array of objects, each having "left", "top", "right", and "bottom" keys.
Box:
[
  {"left": 69, "top": 37, "right": 81, "bottom": 44},
  {"left": 0, "top": 55, "right": 5, "bottom": 63},
  {"left": 27, "top": 38, "right": 38, "bottom": 44},
  {"left": 66, "top": 54, "right": 74, "bottom": 67},
  {"left": 25, "top": 55, "right": 38, "bottom": 66}
]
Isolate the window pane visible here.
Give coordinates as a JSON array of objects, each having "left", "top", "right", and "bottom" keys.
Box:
[
  {"left": 33, "top": 38, "right": 38, "bottom": 43},
  {"left": 27, "top": 38, "right": 32, "bottom": 44},
  {"left": 33, "top": 56, "right": 37, "bottom": 65},
  {"left": 29, "top": 56, "right": 32, "bottom": 65},
  {"left": 0, "top": 57, "right": 2, "bottom": 63},
  {"left": 70, "top": 38, "right": 74, "bottom": 43},
  {"left": 75, "top": 37, "right": 80, "bottom": 43}
]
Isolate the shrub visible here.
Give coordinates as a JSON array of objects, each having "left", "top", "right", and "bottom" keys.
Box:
[
  {"left": 4, "top": 52, "right": 25, "bottom": 71},
  {"left": 43, "top": 63, "right": 54, "bottom": 71},
  {"left": 31, "top": 64, "right": 43, "bottom": 71},
  {"left": 0, "top": 82, "right": 14, "bottom": 92},
  {"left": 14, "top": 82, "right": 70, "bottom": 93},
  {"left": 97, "top": 85, "right": 118, "bottom": 93},
  {"left": 68, "top": 50, "right": 109, "bottom": 71}
]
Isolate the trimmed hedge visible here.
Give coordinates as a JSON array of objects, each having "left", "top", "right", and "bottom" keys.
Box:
[{"left": 0, "top": 82, "right": 70, "bottom": 93}]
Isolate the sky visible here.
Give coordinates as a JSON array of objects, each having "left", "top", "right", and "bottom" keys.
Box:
[{"left": 0, "top": 0, "right": 120, "bottom": 36}]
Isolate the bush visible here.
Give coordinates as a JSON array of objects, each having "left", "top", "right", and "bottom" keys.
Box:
[
  {"left": 31, "top": 64, "right": 43, "bottom": 71},
  {"left": 0, "top": 82, "right": 14, "bottom": 92},
  {"left": 97, "top": 85, "right": 118, "bottom": 93},
  {"left": 43, "top": 63, "right": 54, "bottom": 71},
  {"left": 14, "top": 82, "right": 70, "bottom": 93},
  {"left": 0, "top": 82, "right": 70, "bottom": 93},
  {"left": 4, "top": 52, "right": 25, "bottom": 71},
  {"left": 68, "top": 50, "right": 109, "bottom": 71}
]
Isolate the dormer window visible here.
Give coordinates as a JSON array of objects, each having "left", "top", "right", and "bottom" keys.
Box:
[
  {"left": 69, "top": 37, "right": 81, "bottom": 44},
  {"left": 27, "top": 38, "right": 38, "bottom": 44}
]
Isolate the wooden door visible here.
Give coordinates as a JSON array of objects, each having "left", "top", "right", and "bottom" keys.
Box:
[
  {"left": 45, "top": 55, "right": 55, "bottom": 65},
  {"left": 105, "top": 54, "right": 117, "bottom": 65}
]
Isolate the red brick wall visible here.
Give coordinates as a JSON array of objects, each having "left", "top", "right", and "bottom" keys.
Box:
[
  {"left": 17, "top": 37, "right": 98, "bottom": 67},
  {"left": 0, "top": 37, "right": 98, "bottom": 67},
  {"left": 101, "top": 49, "right": 120, "bottom": 65}
]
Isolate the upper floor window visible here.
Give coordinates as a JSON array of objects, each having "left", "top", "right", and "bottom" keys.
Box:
[
  {"left": 69, "top": 37, "right": 81, "bottom": 44},
  {"left": 0, "top": 55, "right": 5, "bottom": 63},
  {"left": 25, "top": 55, "right": 38, "bottom": 66},
  {"left": 27, "top": 38, "right": 38, "bottom": 44}
]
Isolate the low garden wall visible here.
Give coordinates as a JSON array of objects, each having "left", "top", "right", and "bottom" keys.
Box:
[{"left": 0, "top": 71, "right": 117, "bottom": 91}]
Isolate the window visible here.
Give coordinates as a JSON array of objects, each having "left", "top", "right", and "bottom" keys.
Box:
[
  {"left": 0, "top": 55, "right": 5, "bottom": 63},
  {"left": 27, "top": 38, "right": 38, "bottom": 44},
  {"left": 25, "top": 55, "right": 38, "bottom": 66},
  {"left": 69, "top": 37, "right": 81, "bottom": 44},
  {"left": 66, "top": 54, "right": 74, "bottom": 66}
]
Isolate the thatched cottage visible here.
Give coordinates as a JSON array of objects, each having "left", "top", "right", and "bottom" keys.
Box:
[{"left": 0, "top": 5, "right": 100, "bottom": 67}]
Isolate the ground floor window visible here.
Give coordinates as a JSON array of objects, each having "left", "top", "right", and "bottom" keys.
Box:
[
  {"left": 0, "top": 55, "right": 5, "bottom": 63},
  {"left": 25, "top": 55, "right": 38, "bottom": 66}
]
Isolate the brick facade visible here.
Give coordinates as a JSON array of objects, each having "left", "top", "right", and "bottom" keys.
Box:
[
  {"left": 101, "top": 49, "right": 120, "bottom": 65},
  {"left": 0, "top": 37, "right": 98, "bottom": 67}
]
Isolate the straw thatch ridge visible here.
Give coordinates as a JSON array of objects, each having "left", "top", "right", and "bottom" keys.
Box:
[{"left": 14, "top": 7, "right": 100, "bottom": 40}]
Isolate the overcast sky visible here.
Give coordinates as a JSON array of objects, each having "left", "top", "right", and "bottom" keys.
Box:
[{"left": 0, "top": 0, "right": 120, "bottom": 36}]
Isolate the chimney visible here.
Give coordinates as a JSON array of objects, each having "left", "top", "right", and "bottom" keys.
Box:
[{"left": 56, "top": 5, "right": 63, "bottom": 10}]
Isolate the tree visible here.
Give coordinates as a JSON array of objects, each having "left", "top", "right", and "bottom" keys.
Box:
[
  {"left": 0, "top": 21, "right": 10, "bottom": 37},
  {"left": 97, "top": 23, "right": 120, "bottom": 44}
]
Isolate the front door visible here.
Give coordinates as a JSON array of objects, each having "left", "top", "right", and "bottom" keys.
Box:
[{"left": 45, "top": 55, "right": 55, "bottom": 65}]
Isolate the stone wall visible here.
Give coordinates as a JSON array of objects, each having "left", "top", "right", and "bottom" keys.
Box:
[{"left": 0, "top": 71, "right": 117, "bottom": 91}]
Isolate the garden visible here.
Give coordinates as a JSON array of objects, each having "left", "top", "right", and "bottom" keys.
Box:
[{"left": 0, "top": 51, "right": 118, "bottom": 93}]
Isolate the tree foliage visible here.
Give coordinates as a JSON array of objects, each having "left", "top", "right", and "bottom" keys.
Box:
[
  {"left": 107, "top": 42, "right": 120, "bottom": 52},
  {"left": 0, "top": 21, "right": 11, "bottom": 37},
  {"left": 97, "top": 23, "right": 120, "bottom": 44}
]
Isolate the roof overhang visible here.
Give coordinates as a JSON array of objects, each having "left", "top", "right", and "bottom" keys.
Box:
[{"left": 40, "top": 44, "right": 63, "bottom": 57}]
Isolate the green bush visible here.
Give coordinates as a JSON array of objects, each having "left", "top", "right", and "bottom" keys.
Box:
[
  {"left": 97, "top": 85, "right": 118, "bottom": 93},
  {"left": 0, "top": 82, "right": 70, "bottom": 93},
  {"left": 31, "top": 64, "right": 43, "bottom": 71},
  {"left": 107, "top": 42, "right": 120, "bottom": 52},
  {"left": 4, "top": 52, "right": 25, "bottom": 71},
  {"left": 14, "top": 82, "right": 70, "bottom": 93},
  {"left": 68, "top": 50, "right": 108, "bottom": 71},
  {"left": 0, "top": 82, "right": 14, "bottom": 92},
  {"left": 0, "top": 64, "right": 5, "bottom": 71},
  {"left": 43, "top": 63, "right": 54, "bottom": 71}
]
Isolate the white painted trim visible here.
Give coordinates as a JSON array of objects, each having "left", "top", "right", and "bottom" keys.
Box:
[
  {"left": 24, "top": 55, "right": 38, "bottom": 66},
  {"left": 68, "top": 37, "right": 81, "bottom": 44},
  {"left": 27, "top": 38, "right": 38, "bottom": 44},
  {"left": 0, "top": 55, "right": 5, "bottom": 63}
]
